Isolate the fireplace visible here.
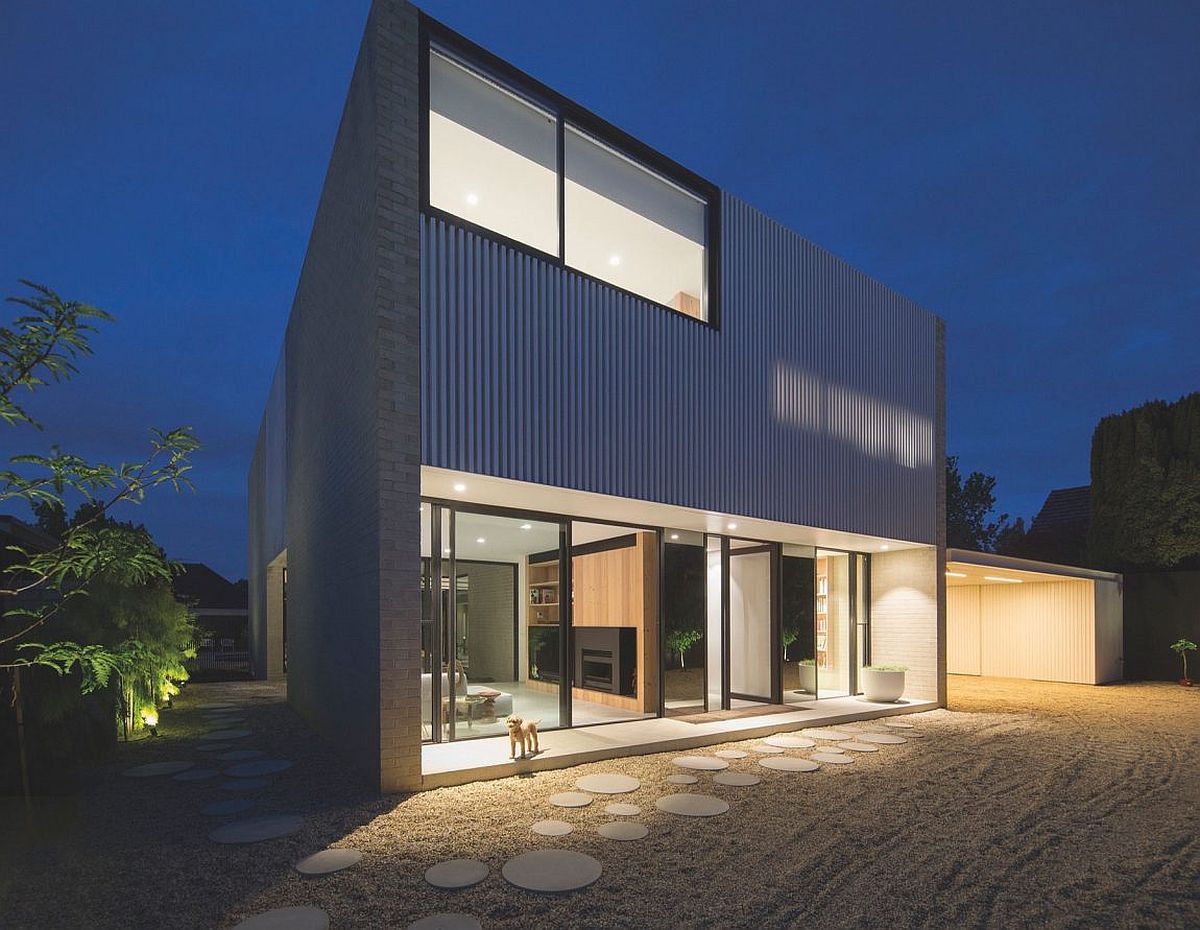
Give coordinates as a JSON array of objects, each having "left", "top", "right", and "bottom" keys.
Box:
[{"left": 574, "top": 626, "right": 637, "bottom": 697}]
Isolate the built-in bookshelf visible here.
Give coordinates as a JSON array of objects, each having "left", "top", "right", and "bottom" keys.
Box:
[
  {"left": 527, "top": 559, "right": 559, "bottom": 627},
  {"left": 816, "top": 557, "right": 830, "bottom": 667}
]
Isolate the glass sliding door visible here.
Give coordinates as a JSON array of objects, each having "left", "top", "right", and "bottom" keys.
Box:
[
  {"left": 705, "top": 536, "right": 724, "bottom": 710},
  {"left": 728, "top": 540, "right": 776, "bottom": 705},
  {"left": 663, "top": 530, "right": 706, "bottom": 716},
  {"left": 781, "top": 544, "right": 817, "bottom": 705},
  {"left": 854, "top": 554, "right": 870, "bottom": 694},
  {"left": 816, "top": 550, "right": 851, "bottom": 698}
]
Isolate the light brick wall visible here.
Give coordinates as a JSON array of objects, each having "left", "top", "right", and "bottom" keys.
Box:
[{"left": 870, "top": 547, "right": 939, "bottom": 701}]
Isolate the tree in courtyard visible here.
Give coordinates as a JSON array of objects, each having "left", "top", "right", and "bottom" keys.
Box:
[
  {"left": 945, "top": 456, "right": 1023, "bottom": 553},
  {"left": 666, "top": 628, "right": 702, "bottom": 669},
  {"left": 0, "top": 281, "right": 198, "bottom": 798},
  {"left": 1169, "top": 638, "right": 1197, "bottom": 685}
]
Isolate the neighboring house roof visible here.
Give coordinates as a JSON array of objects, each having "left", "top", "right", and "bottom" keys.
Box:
[
  {"left": 173, "top": 562, "right": 248, "bottom": 611},
  {"left": 1019, "top": 485, "right": 1091, "bottom": 566}
]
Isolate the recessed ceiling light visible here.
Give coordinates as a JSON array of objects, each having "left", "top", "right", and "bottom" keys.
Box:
[
  {"left": 983, "top": 575, "right": 1022, "bottom": 583},
  {"left": 475, "top": 537, "right": 486, "bottom": 544},
  {"left": 670, "top": 533, "right": 679, "bottom": 541},
  {"left": 945, "top": 571, "right": 967, "bottom": 578},
  {"left": 466, "top": 192, "right": 479, "bottom": 206},
  {"left": 727, "top": 522, "right": 737, "bottom": 531},
  {"left": 608, "top": 254, "right": 621, "bottom": 266},
  {"left": 452, "top": 482, "right": 467, "bottom": 493},
  {"left": 520, "top": 523, "right": 532, "bottom": 531},
  {"left": 880, "top": 544, "right": 890, "bottom": 551}
]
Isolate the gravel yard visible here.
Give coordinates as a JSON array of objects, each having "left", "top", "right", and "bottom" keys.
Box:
[{"left": 2, "top": 675, "right": 1197, "bottom": 929}]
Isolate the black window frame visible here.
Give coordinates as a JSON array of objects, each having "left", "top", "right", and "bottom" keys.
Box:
[{"left": 419, "top": 13, "right": 722, "bottom": 330}]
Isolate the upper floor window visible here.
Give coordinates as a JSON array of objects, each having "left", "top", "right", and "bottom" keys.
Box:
[
  {"left": 428, "top": 51, "right": 559, "bottom": 257},
  {"left": 426, "top": 40, "right": 716, "bottom": 324}
]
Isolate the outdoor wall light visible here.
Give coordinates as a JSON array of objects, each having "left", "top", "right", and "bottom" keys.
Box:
[
  {"left": 727, "top": 522, "right": 737, "bottom": 530},
  {"left": 475, "top": 537, "right": 486, "bottom": 544},
  {"left": 880, "top": 544, "right": 890, "bottom": 550},
  {"left": 670, "top": 533, "right": 679, "bottom": 540}
]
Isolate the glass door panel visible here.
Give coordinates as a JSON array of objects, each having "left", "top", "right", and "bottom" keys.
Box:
[
  {"left": 781, "top": 544, "right": 816, "bottom": 705},
  {"left": 728, "top": 542, "right": 773, "bottom": 703},
  {"left": 816, "top": 550, "right": 851, "bottom": 698},
  {"left": 663, "top": 530, "right": 706, "bottom": 716}
]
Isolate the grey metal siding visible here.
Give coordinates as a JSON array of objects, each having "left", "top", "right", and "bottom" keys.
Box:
[{"left": 420, "top": 192, "right": 941, "bottom": 544}]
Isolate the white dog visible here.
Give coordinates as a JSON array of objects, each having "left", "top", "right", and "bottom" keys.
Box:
[{"left": 505, "top": 714, "right": 541, "bottom": 758}]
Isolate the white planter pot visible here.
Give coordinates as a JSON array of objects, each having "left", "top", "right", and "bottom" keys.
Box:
[
  {"left": 861, "top": 669, "right": 905, "bottom": 703},
  {"left": 798, "top": 663, "right": 817, "bottom": 694}
]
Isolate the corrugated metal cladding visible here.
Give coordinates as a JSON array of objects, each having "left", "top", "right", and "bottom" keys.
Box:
[{"left": 420, "top": 192, "right": 942, "bottom": 543}]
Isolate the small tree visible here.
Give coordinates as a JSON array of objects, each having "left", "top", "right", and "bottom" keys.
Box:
[
  {"left": 781, "top": 627, "right": 799, "bottom": 661},
  {"left": 945, "top": 455, "right": 1022, "bottom": 552},
  {"left": 666, "top": 628, "right": 702, "bottom": 669},
  {"left": 1170, "top": 638, "right": 1197, "bottom": 683}
]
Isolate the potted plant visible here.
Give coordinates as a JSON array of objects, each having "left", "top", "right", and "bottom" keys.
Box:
[
  {"left": 798, "top": 658, "right": 816, "bottom": 694},
  {"left": 1170, "top": 638, "right": 1197, "bottom": 686},
  {"left": 861, "top": 664, "right": 907, "bottom": 702}
]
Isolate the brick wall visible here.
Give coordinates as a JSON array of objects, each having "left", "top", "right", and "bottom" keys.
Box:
[{"left": 870, "top": 547, "right": 939, "bottom": 701}]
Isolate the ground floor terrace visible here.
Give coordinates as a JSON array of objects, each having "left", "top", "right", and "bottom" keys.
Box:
[{"left": 4, "top": 675, "right": 1196, "bottom": 929}]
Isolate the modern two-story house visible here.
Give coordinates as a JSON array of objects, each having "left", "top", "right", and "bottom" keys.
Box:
[{"left": 248, "top": 0, "right": 946, "bottom": 793}]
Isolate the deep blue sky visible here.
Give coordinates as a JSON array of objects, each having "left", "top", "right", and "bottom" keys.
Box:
[{"left": 3, "top": 2, "right": 1197, "bottom": 579}]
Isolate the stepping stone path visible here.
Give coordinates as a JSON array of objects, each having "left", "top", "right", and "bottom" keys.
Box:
[
  {"left": 196, "top": 743, "right": 234, "bottom": 753},
  {"left": 764, "top": 735, "right": 816, "bottom": 749},
  {"left": 173, "top": 767, "right": 220, "bottom": 782},
  {"left": 548, "top": 791, "right": 593, "bottom": 808},
  {"left": 203, "top": 798, "right": 256, "bottom": 817},
  {"left": 801, "top": 728, "right": 855, "bottom": 741},
  {"left": 715, "top": 749, "right": 748, "bottom": 759},
  {"left": 655, "top": 793, "right": 730, "bottom": 817},
  {"left": 812, "top": 752, "right": 855, "bottom": 765},
  {"left": 407, "top": 915, "right": 482, "bottom": 930},
  {"left": 857, "top": 732, "right": 907, "bottom": 745},
  {"left": 713, "top": 771, "right": 761, "bottom": 787},
  {"left": 233, "top": 906, "right": 329, "bottom": 930},
  {"left": 604, "top": 803, "right": 641, "bottom": 816},
  {"left": 667, "top": 773, "right": 699, "bottom": 785},
  {"left": 226, "top": 759, "right": 293, "bottom": 778},
  {"left": 425, "top": 859, "right": 489, "bottom": 890},
  {"left": 295, "top": 848, "right": 362, "bottom": 876},
  {"left": 503, "top": 849, "right": 602, "bottom": 892},
  {"left": 671, "top": 756, "right": 728, "bottom": 771},
  {"left": 123, "top": 761, "right": 194, "bottom": 778},
  {"left": 218, "top": 749, "right": 266, "bottom": 762},
  {"left": 759, "top": 757, "right": 820, "bottom": 773},
  {"left": 220, "top": 777, "right": 273, "bottom": 792},
  {"left": 209, "top": 814, "right": 304, "bottom": 844},
  {"left": 821, "top": 746, "right": 846, "bottom": 754},
  {"left": 597, "top": 821, "right": 649, "bottom": 841},
  {"left": 201, "top": 729, "right": 252, "bottom": 741},
  {"left": 531, "top": 819, "right": 573, "bottom": 837},
  {"left": 575, "top": 773, "right": 639, "bottom": 794},
  {"left": 838, "top": 741, "right": 880, "bottom": 753},
  {"left": 751, "top": 744, "right": 784, "bottom": 754}
]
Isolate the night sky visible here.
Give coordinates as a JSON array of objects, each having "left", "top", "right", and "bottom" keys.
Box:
[{"left": 3, "top": 1, "right": 1197, "bottom": 580}]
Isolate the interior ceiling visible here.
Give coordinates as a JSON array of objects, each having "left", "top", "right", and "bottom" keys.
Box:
[{"left": 420, "top": 508, "right": 644, "bottom": 564}]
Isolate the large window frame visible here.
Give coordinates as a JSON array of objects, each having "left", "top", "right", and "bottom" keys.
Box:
[{"left": 419, "top": 16, "right": 722, "bottom": 328}]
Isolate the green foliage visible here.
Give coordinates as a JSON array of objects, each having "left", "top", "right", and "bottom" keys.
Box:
[
  {"left": 864, "top": 664, "right": 908, "bottom": 673},
  {"left": 781, "top": 627, "right": 799, "bottom": 660},
  {"left": 665, "top": 628, "right": 703, "bottom": 669},
  {"left": 798, "top": 658, "right": 816, "bottom": 667},
  {"left": 945, "top": 456, "right": 1021, "bottom": 552},
  {"left": 1170, "top": 638, "right": 1197, "bottom": 680},
  {"left": 1089, "top": 392, "right": 1200, "bottom": 570}
]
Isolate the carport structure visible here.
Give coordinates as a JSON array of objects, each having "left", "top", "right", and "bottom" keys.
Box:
[{"left": 946, "top": 549, "right": 1123, "bottom": 684}]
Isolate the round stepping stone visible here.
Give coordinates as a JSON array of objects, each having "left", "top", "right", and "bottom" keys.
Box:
[
  {"left": 173, "top": 767, "right": 220, "bottom": 782},
  {"left": 671, "top": 756, "right": 728, "bottom": 771},
  {"left": 821, "top": 746, "right": 846, "bottom": 754},
  {"left": 604, "top": 803, "right": 641, "bottom": 816},
  {"left": 713, "top": 771, "right": 761, "bottom": 787},
  {"left": 838, "top": 741, "right": 880, "bottom": 753},
  {"left": 196, "top": 743, "right": 234, "bottom": 753},
  {"left": 812, "top": 751, "right": 855, "bottom": 764},
  {"left": 531, "top": 819, "right": 573, "bottom": 837},
  {"left": 295, "top": 848, "right": 362, "bottom": 876},
  {"left": 123, "top": 760, "right": 194, "bottom": 778},
  {"left": 217, "top": 749, "right": 266, "bottom": 761},
  {"left": 883, "top": 719, "right": 914, "bottom": 728},
  {"left": 220, "top": 777, "right": 273, "bottom": 792},
  {"left": 857, "top": 732, "right": 907, "bottom": 744},
  {"left": 233, "top": 906, "right": 328, "bottom": 930},
  {"left": 548, "top": 791, "right": 593, "bottom": 808},
  {"left": 759, "top": 756, "right": 820, "bottom": 773},
  {"left": 208, "top": 813, "right": 304, "bottom": 844},
  {"left": 203, "top": 798, "right": 256, "bottom": 816},
  {"left": 201, "top": 728, "right": 251, "bottom": 741},
  {"left": 502, "top": 849, "right": 602, "bottom": 892},
  {"left": 226, "top": 759, "right": 293, "bottom": 778},
  {"left": 751, "top": 744, "right": 784, "bottom": 754},
  {"left": 715, "top": 749, "right": 748, "bottom": 759},
  {"left": 763, "top": 734, "right": 816, "bottom": 750},
  {"left": 197, "top": 702, "right": 237, "bottom": 710},
  {"left": 597, "top": 821, "right": 649, "bottom": 841},
  {"left": 203, "top": 711, "right": 245, "bottom": 720},
  {"left": 407, "top": 915, "right": 482, "bottom": 930},
  {"left": 655, "top": 793, "right": 729, "bottom": 817},
  {"left": 425, "top": 859, "right": 489, "bottom": 890},
  {"left": 575, "top": 773, "right": 639, "bottom": 794},
  {"left": 667, "top": 773, "right": 698, "bottom": 785},
  {"left": 801, "top": 728, "right": 855, "bottom": 741}
]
